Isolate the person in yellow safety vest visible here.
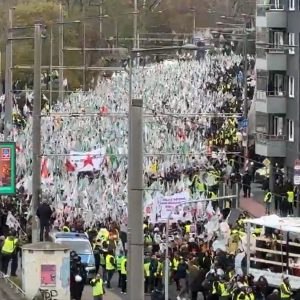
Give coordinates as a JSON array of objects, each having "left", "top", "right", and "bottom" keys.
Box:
[
  {"left": 211, "top": 279, "right": 219, "bottom": 297},
  {"left": 105, "top": 250, "right": 116, "bottom": 289},
  {"left": 191, "top": 175, "right": 207, "bottom": 194},
  {"left": 90, "top": 273, "right": 105, "bottom": 300},
  {"left": 236, "top": 290, "right": 247, "bottom": 300},
  {"left": 62, "top": 225, "right": 70, "bottom": 232},
  {"left": 208, "top": 191, "right": 218, "bottom": 211},
  {"left": 217, "top": 276, "right": 230, "bottom": 300},
  {"left": 252, "top": 226, "right": 262, "bottom": 238},
  {"left": 97, "top": 227, "right": 109, "bottom": 242},
  {"left": 116, "top": 251, "right": 125, "bottom": 288},
  {"left": 172, "top": 255, "right": 180, "bottom": 291},
  {"left": 155, "top": 256, "right": 163, "bottom": 290},
  {"left": 280, "top": 277, "right": 293, "bottom": 300},
  {"left": 1, "top": 231, "right": 19, "bottom": 275},
  {"left": 120, "top": 256, "right": 127, "bottom": 294},
  {"left": 231, "top": 227, "right": 245, "bottom": 243},
  {"left": 144, "top": 231, "right": 153, "bottom": 246},
  {"left": 264, "top": 190, "right": 272, "bottom": 215},
  {"left": 144, "top": 256, "right": 151, "bottom": 293},
  {"left": 245, "top": 287, "right": 255, "bottom": 300},
  {"left": 287, "top": 190, "right": 294, "bottom": 216},
  {"left": 100, "top": 241, "right": 108, "bottom": 282},
  {"left": 185, "top": 222, "right": 191, "bottom": 235}
]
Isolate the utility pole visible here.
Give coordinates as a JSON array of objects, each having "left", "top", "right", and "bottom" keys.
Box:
[
  {"left": 4, "top": 8, "right": 14, "bottom": 141},
  {"left": 49, "top": 26, "right": 53, "bottom": 110},
  {"left": 243, "top": 30, "right": 249, "bottom": 170},
  {"left": 99, "top": 0, "right": 104, "bottom": 39},
  {"left": 58, "top": 2, "right": 64, "bottom": 102},
  {"left": 133, "top": 0, "right": 138, "bottom": 49},
  {"left": 32, "top": 23, "right": 42, "bottom": 243},
  {"left": 127, "top": 53, "right": 144, "bottom": 299}
]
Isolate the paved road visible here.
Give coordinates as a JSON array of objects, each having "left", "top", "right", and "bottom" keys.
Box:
[
  {"left": 81, "top": 274, "right": 180, "bottom": 299},
  {"left": 0, "top": 279, "right": 23, "bottom": 300}
]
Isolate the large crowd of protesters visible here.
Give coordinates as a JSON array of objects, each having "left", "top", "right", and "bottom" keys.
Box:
[{"left": 0, "top": 40, "right": 299, "bottom": 300}]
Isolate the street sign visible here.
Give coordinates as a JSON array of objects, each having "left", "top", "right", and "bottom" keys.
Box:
[
  {"left": 294, "top": 160, "right": 300, "bottom": 185},
  {"left": 0, "top": 142, "right": 16, "bottom": 195}
]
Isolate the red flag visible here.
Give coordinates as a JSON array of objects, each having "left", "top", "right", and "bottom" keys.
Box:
[
  {"left": 65, "top": 159, "right": 75, "bottom": 172},
  {"left": 41, "top": 158, "right": 49, "bottom": 178}
]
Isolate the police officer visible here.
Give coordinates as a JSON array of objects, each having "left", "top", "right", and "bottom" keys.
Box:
[{"left": 90, "top": 273, "right": 105, "bottom": 300}]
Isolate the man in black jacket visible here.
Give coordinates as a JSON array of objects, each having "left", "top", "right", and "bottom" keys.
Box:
[{"left": 36, "top": 199, "right": 53, "bottom": 241}]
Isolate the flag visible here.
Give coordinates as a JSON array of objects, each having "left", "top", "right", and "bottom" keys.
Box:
[
  {"left": 106, "top": 145, "right": 118, "bottom": 169},
  {"left": 206, "top": 201, "right": 215, "bottom": 220},
  {"left": 65, "top": 159, "right": 75, "bottom": 172},
  {"left": 41, "top": 157, "right": 49, "bottom": 178},
  {"left": 69, "top": 148, "right": 105, "bottom": 173},
  {"left": 6, "top": 211, "right": 20, "bottom": 230}
]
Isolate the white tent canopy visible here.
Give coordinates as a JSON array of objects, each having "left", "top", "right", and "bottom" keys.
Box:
[{"left": 244, "top": 215, "right": 300, "bottom": 234}]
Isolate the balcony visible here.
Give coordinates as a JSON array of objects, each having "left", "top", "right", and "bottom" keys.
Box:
[
  {"left": 255, "top": 133, "right": 286, "bottom": 157},
  {"left": 256, "top": 90, "right": 286, "bottom": 114},
  {"left": 266, "top": 10, "right": 287, "bottom": 28},
  {"left": 266, "top": 49, "right": 287, "bottom": 71}
]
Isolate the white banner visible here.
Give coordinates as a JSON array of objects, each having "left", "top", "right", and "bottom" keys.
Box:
[
  {"left": 70, "top": 148, "right": 105, "bottom": 172},
  {"left": 151, "top": 191, "right": 191, "bottom": 223}
]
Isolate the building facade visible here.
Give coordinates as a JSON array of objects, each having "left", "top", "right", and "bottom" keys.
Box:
[{"left": 255, "top": 0, "right": 300, "bottom": 179}]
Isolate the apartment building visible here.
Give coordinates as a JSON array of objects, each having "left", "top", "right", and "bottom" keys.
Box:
[{"left": 255, "top": 0, "right": 300, "bottom": 178}]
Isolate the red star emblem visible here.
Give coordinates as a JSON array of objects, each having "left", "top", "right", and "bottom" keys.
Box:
[{"left": 83, "top": 155, "right": 93, "bottom": 167}]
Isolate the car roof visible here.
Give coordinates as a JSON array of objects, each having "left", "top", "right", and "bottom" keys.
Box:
[{"left": 53, "top": 232, "right": 89, "bottom": 240}]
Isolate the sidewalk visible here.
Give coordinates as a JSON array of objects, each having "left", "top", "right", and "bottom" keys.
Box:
[
  {"left": 240, "top": 196, "right": 265, "bottom": 217},
  {"left": 0, "top": 279, "right": 23, "bottom": 300}
]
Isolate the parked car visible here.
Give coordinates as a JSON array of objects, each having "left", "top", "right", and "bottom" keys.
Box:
[{"left": 50, "top": 232, "right": 96, "bottom": 281}]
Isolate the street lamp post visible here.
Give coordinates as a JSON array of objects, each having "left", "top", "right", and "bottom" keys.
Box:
[
  {"left": 164, "top": 195, "right": 238, "bottom": 300},
  {"left": 4, "top": 8, "right": 15, "bottom": 141}
]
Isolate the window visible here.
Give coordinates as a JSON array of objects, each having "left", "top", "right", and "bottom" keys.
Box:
[
  {"left": 274, "top": 73, "right": 284, "bottom": 95},
  {"left": 289, "top": 0, "right": 295, "bottom": 10},
  {"left": 273, "top": 116, "right": 284, "bottom": 136},
  {"left": 289, "top": 76, "right": 295, "bottom": 97},
  {"left": 289, "top": 33, "right": 295, "bottom": 54},
  {"left": 273, "top": 31, "right": 284, "bottom": 48},
  {"left": 288, "top": 120, "right": 294, "bottom": 142},
  {"left": 271, "top": 0, "right": 283, "bottom": 10}
]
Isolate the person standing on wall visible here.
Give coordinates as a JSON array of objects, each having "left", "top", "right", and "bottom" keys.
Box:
[{"left": 36, "top": 199, "right": 53, "bottom": 241}]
